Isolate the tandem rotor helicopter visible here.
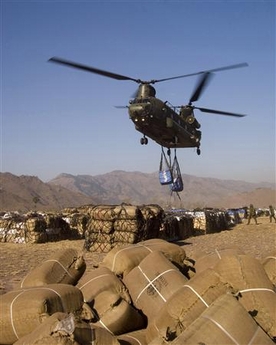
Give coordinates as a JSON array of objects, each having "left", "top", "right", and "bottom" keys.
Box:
[{"left": 48, "top": 57, "right": 248, "bottom": 156}]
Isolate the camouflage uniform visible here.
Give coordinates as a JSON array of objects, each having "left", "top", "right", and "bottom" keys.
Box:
[
  {"left": 247, "top": 204, "right": 258, "bottom": 225},
  {"left": 269, "top": 205, "right": 276, "bottom": 223}
]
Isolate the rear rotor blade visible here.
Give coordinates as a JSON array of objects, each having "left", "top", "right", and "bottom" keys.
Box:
[
  {"left": 189, "top": 72, "right": 213, "bottom": 104},
  {"left": 48, "top": 57, "right": 140, "bottom": 83},
  {"left": 153, "top": 62, "right": 248, "bottom": 83},
  {"left": 194, "top": 106, "right": 246, "bottom": 117}
]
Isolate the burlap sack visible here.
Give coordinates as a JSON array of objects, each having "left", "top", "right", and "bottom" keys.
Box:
[
  {"left": 146, "top": 268, "right": 235, "bottom": 343},
  {"left": 77, "top": 266, "right": 131, "bottom": 305},
  {"left": 0, "top": 284, "right": 83, "bottom": 344},
  {"left": 117, "top": 329, "right": 148, "bottom": 345},
  {"left": 13, "top": 312, "right": 78, "bottom": 345},
  {"left": 123, "top": 251, "right": 188, "bottom": 322},
  {"left": 194, "top": 247, "right": 244, "bottom": 274},
  {"left": 168, "top": 294, "right": 274, "bottom": 345},
  {"left": 262, "top": 252, "right": 276, "bottom": 286},
  {"left": 73, "top": 321, "right": 120, "bottom": 345},
  {"left": 19, "top": 248, "right": 86, "bottom": 287},
  {"left": 92, "top": 290, "right": 146, "bottom": 335},
  {"left": 214, "top": 254, "right": 276, "bottom": 339},
  {"left": 101, "top": 238, "right": 186, "bottom": 277},
  {"left": 87, "top": 219, "right": 114, "bottom": 234}
]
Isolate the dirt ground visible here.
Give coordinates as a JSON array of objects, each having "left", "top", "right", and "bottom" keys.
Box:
[{"left": 0, "top": 216, "right": 275, "bottom": 295}]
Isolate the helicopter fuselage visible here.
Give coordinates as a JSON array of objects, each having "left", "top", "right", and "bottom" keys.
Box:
[{"left": 128, "top": 96, "right": 201, "bottom": 149}]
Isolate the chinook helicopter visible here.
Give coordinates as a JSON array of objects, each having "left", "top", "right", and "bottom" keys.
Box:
[{"left": 48, "top": 57, "right": 248, "bottom": 155}]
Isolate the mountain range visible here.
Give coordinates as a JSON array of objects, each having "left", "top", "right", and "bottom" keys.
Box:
[{"left": 1, "top": 171, "right": 275, "bottom": 212}]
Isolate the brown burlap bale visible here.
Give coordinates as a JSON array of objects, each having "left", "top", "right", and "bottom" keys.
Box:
[
  {"left": 262, "top": 252, "right": 276, "bottom": 286},
  {"left": 116, "top": 329, "right": 148, "bottom": 345},
  {"left": 113, "top": 230, "right": 140, "bottom": 244},
  {"left": 101, "top": 238, "right": 186, "bottom": 277},
  {"left": 214, "top": 254, "right": 276, "bottom": 339},
  {"left": 114, "top": 219, "right": 141, "bottom": 232},
  {"left": 0, "top": 284, "right": 83, "bottom": 344},
  {"left": 92, "top": 290, "right": 146, "bottom": 335},
  {"left": 89, "top": 205, "right": 117, "bottom": 221},
  {"left": 73, "top": 321, "right": 120, "bottom": 345},
  {"left": 194, "top": 247, "right": 245, "bottom": 274},
  {"left": 113, "top": 204, "right": 143, "bottom": 220},
  {"left": 19, "top": 248, "right": 86, "bottom": 288},
  {"left": 77, "top": 266, "right": 131, "bottom": 305},
  {"left": 87, "top": 219, "right": 114, "bottom": 234},
  {"left": 123, "top": 251, "right": 188, "bottom": 322},
  {"left": 146, "top": 268, "right": 235, "bottom": 343},
  {"left": 168, "top": 294, "right": 274, "bottom": 345},
  {"left": 13, "top": 312, "right": 78, "bottom": 345}
]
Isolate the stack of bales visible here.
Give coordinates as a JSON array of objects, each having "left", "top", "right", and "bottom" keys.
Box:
[
  {"left": 85, "top": 203, "right": 164, "bottom": 253},
  {"left": 193, "top": 209, "right": 228, "bottom": 234},
  {"left": 62, "top": 207, "right": 91, "bottom": 239},
  {"left": 25, "top": 216, "right": 48, "bottom": 243},
  {"left": 160, "top": 210, "right": 194, "bottom": 241},
  {"left": 0, "top": 216, "right": 27, "bottom": 243},
  {"left": 44, "top": 213, "right": 72, "bottom": 241}
]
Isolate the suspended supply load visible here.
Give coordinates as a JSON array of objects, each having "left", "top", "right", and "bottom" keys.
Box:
[
  {"left": 170, "top": 149, "right": 184, "bottom": 193},
  {"left": 159, "top": 147, "right": 173, "bottom": 185}
]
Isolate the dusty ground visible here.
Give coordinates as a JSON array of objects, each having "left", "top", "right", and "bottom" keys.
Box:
[{"left": 0, "top": 217, "right": 275, "bottom": 294}]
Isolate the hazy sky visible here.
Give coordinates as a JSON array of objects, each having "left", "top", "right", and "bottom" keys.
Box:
[{"left": 1, "top": 0, "right": 275, "bottom": 184}]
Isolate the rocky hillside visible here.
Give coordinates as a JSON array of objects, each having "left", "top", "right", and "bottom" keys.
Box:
[
  {"left": 1, "top": 171, "right": 275, "bottom": 212},
  {"left": 49, "top": 171, "right": 275, "bottom": 209},
  {"left": 0, "top": 173, "right": 96, "bottom": 212}
]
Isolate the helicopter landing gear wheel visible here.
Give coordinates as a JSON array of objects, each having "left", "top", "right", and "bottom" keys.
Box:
[
  {"left": 197, "top": 147, "right": 201, "bottom": 155},
  {"left": 140, "top": 136, "right": 148, "bottom": 145}
]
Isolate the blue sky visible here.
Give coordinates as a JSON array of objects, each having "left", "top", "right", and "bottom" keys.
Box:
[{"left": 1, "top": 0, "right": 275, "bottom": 184}]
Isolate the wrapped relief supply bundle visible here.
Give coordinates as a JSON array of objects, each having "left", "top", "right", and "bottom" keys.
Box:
[
  {"left": 91, "top": 290, "right": 146, "bottom": 335},
  {"left": 77, "top": 266, "right": 131, "bottom": 306},
  {"left": 19, "top": 248, "right": 86, "bottom": 288},
  {"left": 146, "top": 268, "right": 235, "bottom": 343},
  {"left": 14, "top": 312, "right": 121, "bottom": 345},
  {"left": 101, "top": 238, "right": 186, "bottom": 277},
  {"left": 168, "top": 294, "right": 275, "bottom": 345},
  {"left": 123, "top": 251, "right": 188, "bottom": 322},
  {"left": 262, "top": 251, "right": 276, "bottom": 286},
  {"left": 214, "top": 254, "right": 276, "bottom": 339},
  {"left": 0, "top": 284, "right": 83, "bottom": 344}
]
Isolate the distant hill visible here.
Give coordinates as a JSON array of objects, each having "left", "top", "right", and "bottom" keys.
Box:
[
  {"left": 49, "top": 171, "right": 275, "bottom": 209},
  {"left": 1, "top": 171, "right": 275, "bottom": 212},
  {"left": 0, "top": 172, "right": 96, "bottom": 212}
]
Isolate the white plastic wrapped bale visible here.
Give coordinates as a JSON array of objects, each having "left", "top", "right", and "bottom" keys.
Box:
[
  {"left": 168, "top": 294, "right": 275, "bottom": 345},
  {"left": 0, "top": 284, "right": 84, "bottom": 344},
  {"left": 123, "top": 251, "right": 188, "bottom": 322},
  {"left": 19, "top": 248, "right": 86, "bottom": 288},
  {"left": 146, "top": 268, "right": 236, "bottom": 343},
  {"left": 100, "top": 238, "right": 186, "bottom": 277}
]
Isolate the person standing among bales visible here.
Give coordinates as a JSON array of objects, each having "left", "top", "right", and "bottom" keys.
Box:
[
  {"left": 247, "top": 204, "right": 258, "bottom": 225},
  {"left": 268, "top": 205, "right": 276, "bottom": 223}
]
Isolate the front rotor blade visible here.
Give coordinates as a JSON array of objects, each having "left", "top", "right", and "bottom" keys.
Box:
[
  {"left": 48, "top": 57, "right": 140, "bottom": 82},
  {"left": 152, "top": 62, "right": 248, "bottom": 83},
  {"left": 194, "top": 106, "right": 246, "bottom": 117},
  {"left": 189, "top": 72, "right": 213, "bottom": 104}
]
